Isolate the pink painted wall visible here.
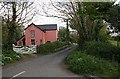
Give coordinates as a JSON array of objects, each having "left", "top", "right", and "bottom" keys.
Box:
[
  {"left": 25, "top": 24, "right": 45, "bottom": 46},
  {"left": 17, "top": 35, "right": 25, "bottom": 46},
  {"left": 45, "top": 30, "right": 57, "bottom": 42},
  {"left": 17, "top": 23, "right": 58, "bottom": 46}
]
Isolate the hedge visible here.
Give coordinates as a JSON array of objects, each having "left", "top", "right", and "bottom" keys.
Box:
[
  {"left": 37, "top": 41, "right": 70, "bottom": 54},
  {"left": 82, "top": 41, "right": 120, "bottom": 63},
  {"left": 66, "top": 50, "right": 119, "bottom": 77}
]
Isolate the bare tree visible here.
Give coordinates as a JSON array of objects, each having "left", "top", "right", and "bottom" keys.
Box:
[
  {"left": 39, "top": 1, "right": 111, "bottom": 46},
  {"left": 39, "top": 2, "right": 87, "bottom": 45},
  {"left": 0, "top": 1, "right": 36, "bottom": 26},
  {"left": 0, "top": 1, "right": 37, "bottom": 49}
]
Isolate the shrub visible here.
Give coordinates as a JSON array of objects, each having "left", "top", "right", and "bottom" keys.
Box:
[
  {"left": 66, "top": 50, "right": 119, "bottom": 77},
  {"left": 82, "top": 41, "right": 120, "bottom": 63},
  {"left": 37, "top": 41, "right": 68, "bottom": 54},
  {"left": 2, "top": 50, "right": 21, "bottom": 65}
]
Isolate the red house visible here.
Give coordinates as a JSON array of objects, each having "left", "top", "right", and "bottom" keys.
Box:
[{"left": 17, "top": 23, "right": 58, "bottom": 46}]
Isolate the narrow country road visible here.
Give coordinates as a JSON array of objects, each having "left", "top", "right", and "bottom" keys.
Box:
[{"left": 2, "top": 46, "right": 82, "bottom": 78}]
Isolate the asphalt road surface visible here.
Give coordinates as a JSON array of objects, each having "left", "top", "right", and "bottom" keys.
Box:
[{"left": 2, "top": 46, "right": 82, "bottom": 78}]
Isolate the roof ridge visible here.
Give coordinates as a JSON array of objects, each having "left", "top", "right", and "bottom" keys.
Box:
[
  {"left": 36, "top": 24, "right": 57, "bottom": 31},
  {"left": 25, "top": 23, "right": 57, "bottom": 31},
  {"left": 36, "top": 24, "right": 57, "bottom": 26}
]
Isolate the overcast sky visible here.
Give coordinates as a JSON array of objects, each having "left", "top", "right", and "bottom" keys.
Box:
[
  {"left": 29, "top": 0, "right": 66, "bottom": 30},
  {"left": 29, "top": 0, "right": 120, "bottom": 30}
]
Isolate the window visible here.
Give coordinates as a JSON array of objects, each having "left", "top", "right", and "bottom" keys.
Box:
[
  {"left": 31, "top": 30, "right": 35, "bottom": 37},
  {"left": 31, "top": 39, "right": 35, "bottom": 45},
  {"left": 40, "top": 39, "right": 42, "bottom": 44}
]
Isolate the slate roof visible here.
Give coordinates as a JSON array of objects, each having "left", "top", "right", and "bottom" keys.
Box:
[
  {"left": 36, "top": 24, "right": 57, "bottom": 31},
  {"left": 25, "top": 23, "right": 57, "bottom": 31}
]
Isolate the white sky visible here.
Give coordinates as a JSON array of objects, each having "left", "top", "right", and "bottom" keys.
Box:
[
  {"left": 29, "top": 0, "right": 120, "bottom": 30},
  {"left": 114, "top": 0, "right": 120, "bottom": 4},
  {"left": 29, "top": 0, "right": 66, "bottom": 30}
]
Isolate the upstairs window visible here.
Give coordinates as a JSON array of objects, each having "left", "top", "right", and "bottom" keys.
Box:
[{"left": 31, "top": 30, "right": 35, "bottom": 37}]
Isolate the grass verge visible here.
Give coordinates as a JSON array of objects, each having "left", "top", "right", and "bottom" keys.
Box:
[{"left": 66, "top": 49, "right": 119, "bottom": 77}]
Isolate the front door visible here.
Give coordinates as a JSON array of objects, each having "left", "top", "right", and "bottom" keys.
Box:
[
  {"left": 22, "top": 38, "right": 25, "bottom": 46},
  {"left": 31, "top": 39, "right": 35, "bottom": 45}
]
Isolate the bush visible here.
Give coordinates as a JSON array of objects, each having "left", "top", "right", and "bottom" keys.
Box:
[
  {"left": 37, "top": 41, "right": 69, "bottom": 54},
  {"left": 82, "top": 41, "right": 120, "bottom": 63},
  {"left": 66, "top": 50, "right": 119, "bottom": 77},
  {"left": 2, "top": 50, "right": 21, "bottom": 65}
]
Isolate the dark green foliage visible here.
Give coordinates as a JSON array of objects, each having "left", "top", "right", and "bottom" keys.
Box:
[
  {"left": 58, "top": 28, "right": 66, "bottom": 42},
  {"left": 69, "top": 2, "right": 113, "bottom": 46},
  {"left": 66, "top": 50, "right": 119, "bottom": 77},
  {"left": 37, "top": 41, "right": 70, "bottom": 54},
  {"left": 107, "top": 4, "right": 120, "bottom": 31},
  {"left": 2, "top": 50, "right": 22, "bottom": 65},
  {"left": 58, "top": 27, "right": 70, "bottom": 42},
  {"left": 70, "top": 34, "right": 78, "bottom": 43},
  {"left": 84, "top": 2, "right": 113, "bottom": 20},
  {"left": 66, "top": 41, "right": 120, "bottom": 77},
  {"left": 2, "top": 21, "right": 22, "bottom": 49},
  {"left": 82, "top": 41, "right": 120, "bottom": 63}
]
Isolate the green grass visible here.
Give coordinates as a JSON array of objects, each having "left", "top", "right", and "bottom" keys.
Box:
[
  {"left": 108, "top": 40, "right": 120, "bottom": 47},
  {"left": 21, "top": 54, "right": 33, "bottom": 58},
  {"left": 66, "top": 50, "right": 119, "bottom": 77}
]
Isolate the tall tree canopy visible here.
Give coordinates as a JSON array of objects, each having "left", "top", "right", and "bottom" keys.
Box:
[
  {"left": 107, "top": 4, "right": 120, "bottom": 31},
  {"left": 47, "top": 2, "right": 113, "bottom": 46}
]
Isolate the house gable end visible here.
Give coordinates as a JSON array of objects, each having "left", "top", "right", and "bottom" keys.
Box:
[{"left": 24, "top": 23, "right": 44, "bottom": 32}]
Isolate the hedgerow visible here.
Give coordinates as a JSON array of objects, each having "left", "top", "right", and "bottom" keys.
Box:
[
  {"left": 66, "top": 50, "right": 119, "bottom": 77},
  {"left": 37, "top": 41, "right": 70, "bottom": 54},
  {"left": 82, "top": 41, "right": 120, "bottom": 63}
]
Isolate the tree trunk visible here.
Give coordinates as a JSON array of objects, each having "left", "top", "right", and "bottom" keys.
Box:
[
  {"left": 12, "top": 2, "right": 17, "bottom": 21},
  {"left": 78, "top": 31, "right": 85, "bottom": 47},
  {"left": 66, "top": 19, "right": 70, "bottom": 43},
  {"left": 6, "top": 2, "right": 17, "bottom": 49}
]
